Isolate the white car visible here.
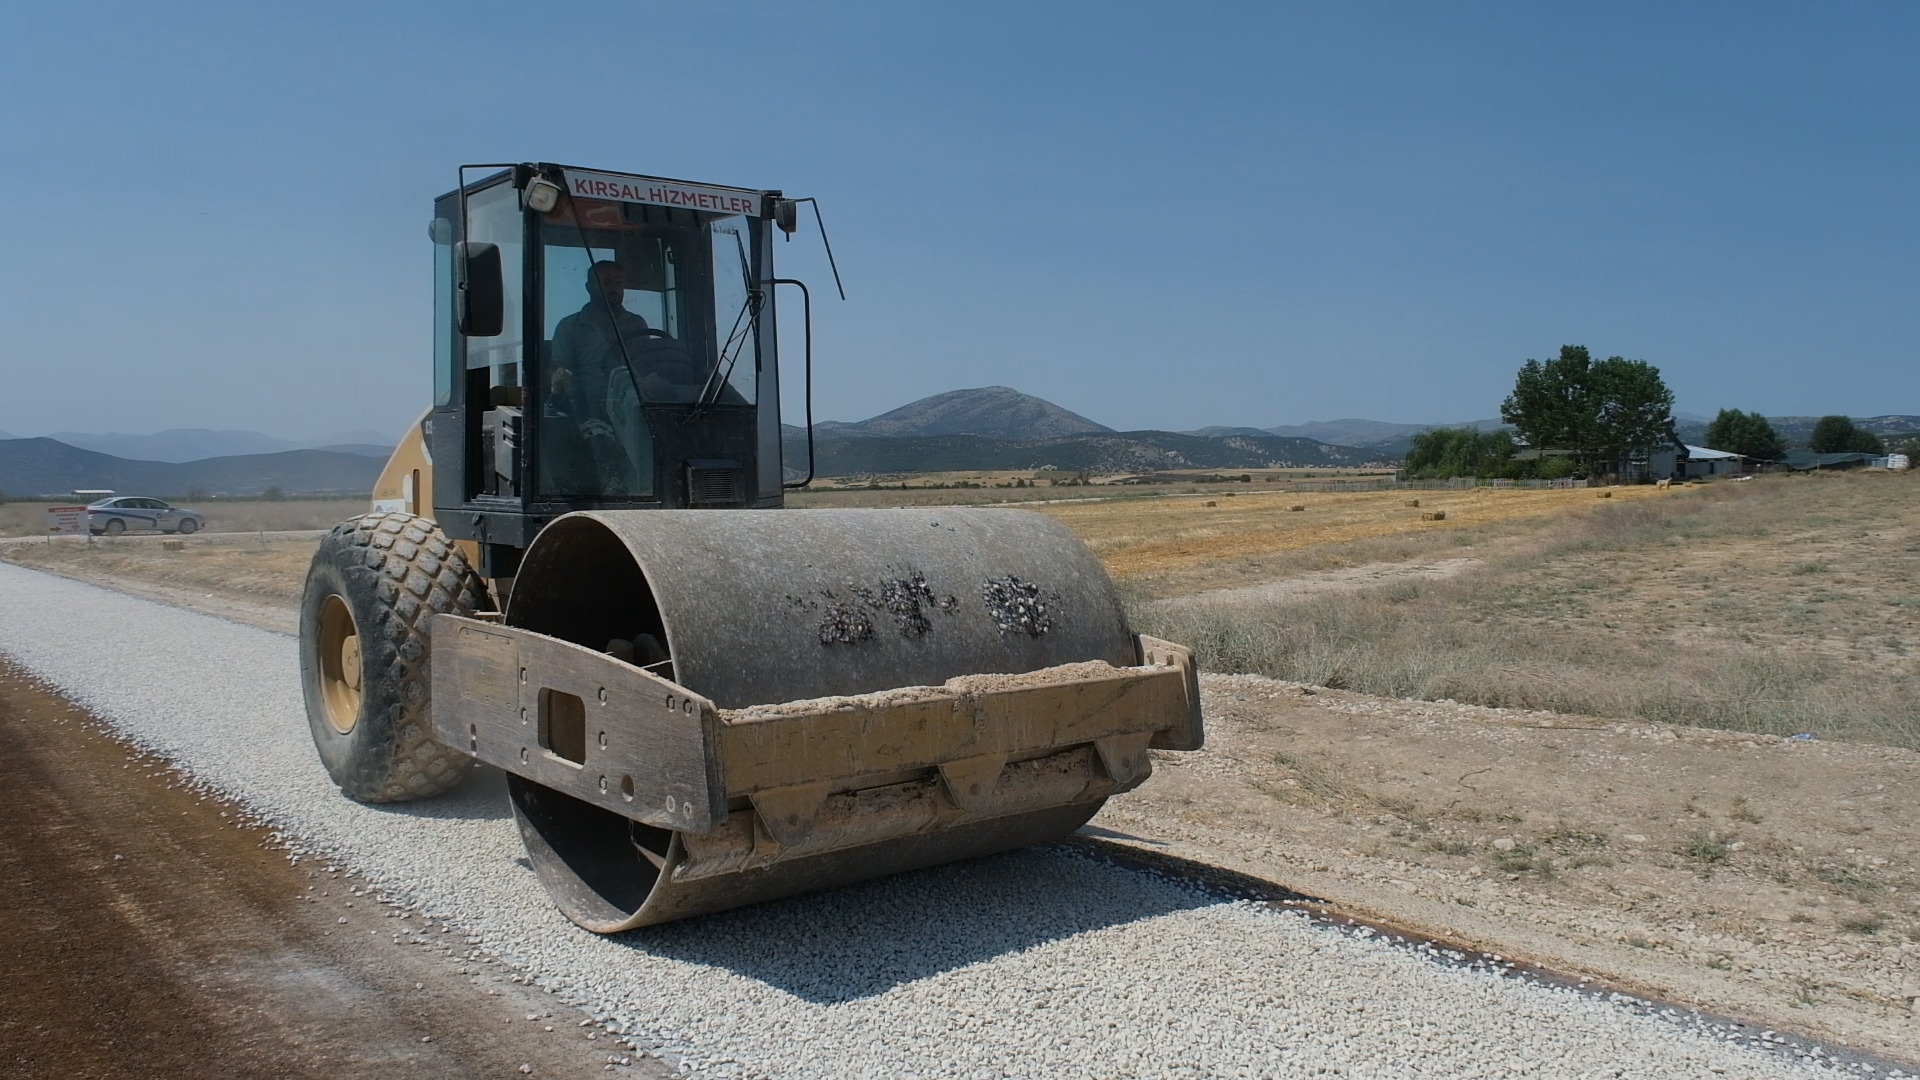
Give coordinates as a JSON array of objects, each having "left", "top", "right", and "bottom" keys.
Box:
[{"left": 87, "top": 497, "right": 207, "bottom": 536}]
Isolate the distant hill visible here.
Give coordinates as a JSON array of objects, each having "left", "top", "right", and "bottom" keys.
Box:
[
  {"left": 314, "top": 443, "right": 398, "bottom": 458},
  {"left": 788, "top": 429, "right": 1380, "bottom": 477},
  {"left": 814, "top": 387, "right": 1111, "bottom": 440},
  {"left": 0, "top": 438, "right": 383, "bottom": 498},
  {"left": 0, "top": 428, "right": 13, "bottom": 440},
  {"left": 780, "top": 387, "right": 1389, "bottom": 475},
  {"left": 1184, "top": 426, "right": 1277, "bottom": 439},
  {"left": 37, "top": 427, "right": 397, "bottom": 463},
  {"left": 1264, "top": 418, "right": 1506, "bottom": 447}
]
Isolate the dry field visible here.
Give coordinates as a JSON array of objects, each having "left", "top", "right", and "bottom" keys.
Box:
[
  {"left": 1135, "top": 473, "right": 1920, "bottom": 750},
  {"left": 1036, "top": 482, "right": 1673, "bottom": 598}
]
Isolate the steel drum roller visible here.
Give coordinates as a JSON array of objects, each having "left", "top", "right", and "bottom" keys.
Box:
[
  {"left": 506, "top": 508, "right": 1139, "bottom": 707},
  {"left": 486, "top": 508, "right": 1181, "bottom": 931}
]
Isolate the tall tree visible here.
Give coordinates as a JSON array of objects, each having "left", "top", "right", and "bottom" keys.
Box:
[
  {"left": 1500, "top": 346, "right": 1673, "bottom": 470},
  {"left": 1809, "top": 415, "right": 1885, "bottom": 454},
  {"left": 1590, "top": 357, "right": 1675, "bottom": 466},
  {"left": 1703, "top": 409, "right": 1784, "bottom": 459},
  {"left": 1501, "top": 345, "right": 1593, "bottom": 461}
]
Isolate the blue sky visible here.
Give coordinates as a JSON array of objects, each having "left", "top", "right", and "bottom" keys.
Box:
[{"left": 1, "top": 2, "right": 1913, "bottom": 440}]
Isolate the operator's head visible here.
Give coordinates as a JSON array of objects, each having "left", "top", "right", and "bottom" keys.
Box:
[{"left": 587, "top": 261, "right": 625, "bottom": 305}]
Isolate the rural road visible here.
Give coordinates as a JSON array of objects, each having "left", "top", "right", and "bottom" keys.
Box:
[{"left": 0, "top": 561, "right": 1882, "bottom": 1078}]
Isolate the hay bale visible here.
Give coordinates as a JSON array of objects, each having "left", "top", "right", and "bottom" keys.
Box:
[
  {"left": 1421, "top": 511, "right": 1447, "bottom": 521},
  {"left": 1288, "top": 505, "right": 1305, "bottom": 512},
  {"left": 1596, "top": 490, "right": 1613, "bottom": 498},
  {"left": 162, "top": 538, "right": 186, "bottom": 551},
  {"left": 1204, "top": 500, "right": 1218, "bottom": 507},
  {"left": 1405, "top": 498, "right": 1421, "bottom": 507}
]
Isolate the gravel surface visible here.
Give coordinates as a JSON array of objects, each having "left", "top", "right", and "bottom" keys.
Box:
[{"left": 0, "top": 561, "right": 1882, "bottom": 1079}]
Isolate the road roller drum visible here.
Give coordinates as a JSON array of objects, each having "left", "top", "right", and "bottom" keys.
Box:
[{"left": 431, "top": 508, "right": 1201, "bottom": 930}]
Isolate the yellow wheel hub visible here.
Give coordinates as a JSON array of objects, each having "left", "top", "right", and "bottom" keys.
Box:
[{"left": 317, "top": 594, "right": 362, "bottom": 735}]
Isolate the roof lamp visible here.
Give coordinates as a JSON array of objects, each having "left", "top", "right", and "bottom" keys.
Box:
[{"left": 525, "top": 177, "right": 563, "bottom": 214}]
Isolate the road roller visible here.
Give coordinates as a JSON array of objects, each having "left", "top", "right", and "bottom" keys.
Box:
[{"left": 298, "top": 162, "right": 1203, "bottom": 932}]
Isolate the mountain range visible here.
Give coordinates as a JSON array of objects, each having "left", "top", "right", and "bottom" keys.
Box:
[
  {"left": 0, "top": 438, "right": 384, "bottom": 499},
  {"left": 20, "top": 427, "right": 396, "bottom": 463},
  {"left": 1260, "top": 418, "right": 1505, "bottom": 447},
  {"left": 7, "top": 391, "right": 1913, "bottom": 497}
]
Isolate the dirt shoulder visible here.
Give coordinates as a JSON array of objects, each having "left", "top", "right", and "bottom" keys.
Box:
[
  {"left": 1095, "top": 674, "right": 1919, "bottom": 1062},
  {"left": 0, "top": 662, "right": 666, "bottom": 1079}
]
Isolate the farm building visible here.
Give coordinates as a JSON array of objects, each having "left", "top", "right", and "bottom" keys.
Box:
[
  {"left": 1647, "top": 444, "right": 1747, "bottom": 481},
  {"left": 1783, "top": 450, "right": 1880, "bottom": 471}
]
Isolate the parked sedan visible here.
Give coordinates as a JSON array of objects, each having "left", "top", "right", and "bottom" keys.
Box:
[{"left": 87, "top": 497, "right": 207, "bottom": 536}]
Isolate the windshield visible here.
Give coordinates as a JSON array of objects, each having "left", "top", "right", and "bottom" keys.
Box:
[
  {"left": 535, "top": 195, "right": 760, "bottom": 499},
  {"left": 540, "top": 198, "right": 757, "bottom": 408}
]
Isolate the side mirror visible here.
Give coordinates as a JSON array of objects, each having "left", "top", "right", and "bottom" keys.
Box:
[{"left": 457, "top": 241, "right": 504, "bottom": 337}]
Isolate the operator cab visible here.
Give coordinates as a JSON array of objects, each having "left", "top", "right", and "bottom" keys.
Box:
[{"left": 429, "top": 164, "right": 814, "bottom": 576}]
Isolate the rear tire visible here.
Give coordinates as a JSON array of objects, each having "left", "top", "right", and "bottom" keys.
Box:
[
  {"left": 104, "top": 519, "right": 125, "bottom": 537},
  {"left": 299, "top": 512, "right": 489, "bottom": 802}
]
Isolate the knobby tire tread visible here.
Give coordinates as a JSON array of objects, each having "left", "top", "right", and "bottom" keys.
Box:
[{"left": 301, "top": 511, "right": 489, "bottom": 802}]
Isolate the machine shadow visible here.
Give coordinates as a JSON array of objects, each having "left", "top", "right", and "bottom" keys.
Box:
[{"left": 618, "top": 843, "right": 1221, "bottom": 1005}]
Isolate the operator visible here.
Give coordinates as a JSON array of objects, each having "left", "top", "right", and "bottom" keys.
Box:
[
  {"left": 551, "top": 260, "right": 709, "bottom": 414},
  {"left": 547, "top": 260, "right": 661, "bottom": 494},
  {"left": 550, "top": 260, "right": 654, "bottom": 429}
]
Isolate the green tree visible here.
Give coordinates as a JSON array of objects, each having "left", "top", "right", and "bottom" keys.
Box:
[
  {"left": 1702, "top": 409, "right": 1784, "bottom": 460},
  {"left": 1809, "top": 415, "right": 1885, "bottom": 454},
  {"left": 1403, "top": 428, "right": 1517, "bottom": 479},
  {"left": 1590, "top": 357, "right": 1675, "bottom": 467},
  {"left": 1535, "top": 454, "right": 1576, "bottom": 480},
  {"left": 1501, "top": 345, "right": 1594, "bottom": 462},
  {"left": 1500, "top": 345, "right": 1673, "bottom": 471}
]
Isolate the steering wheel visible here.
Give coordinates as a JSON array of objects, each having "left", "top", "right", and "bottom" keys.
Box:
[{"left": 635, "top": 339, "right": 708, "bottom": 390}]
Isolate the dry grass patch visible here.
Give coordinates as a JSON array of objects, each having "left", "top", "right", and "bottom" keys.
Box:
[
  {"left": 0, "top": 533, "right": 317, "bottom": 607},
  {"left": 1136, "top": 475, "right": 1920, "bottom": 749}
]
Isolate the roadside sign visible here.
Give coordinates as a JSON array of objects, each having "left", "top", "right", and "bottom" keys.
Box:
[{"left": 46, "top": 506, "right": 88, "bottom": 536}]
